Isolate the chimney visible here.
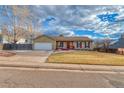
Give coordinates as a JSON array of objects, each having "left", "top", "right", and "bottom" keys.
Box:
[{"left": 59, "top": 34, "right": 64, "bottom": 37}]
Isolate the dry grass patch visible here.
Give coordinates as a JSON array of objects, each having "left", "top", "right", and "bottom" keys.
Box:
[{"left": 47, "top": 51, "right": 124, "bottom": 66}]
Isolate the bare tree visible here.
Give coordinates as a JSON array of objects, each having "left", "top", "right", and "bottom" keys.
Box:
[
  {"left": 11, "top": 6, "right": 41, "bottom": 43},
  {"left": 11, "top": 6, "right": 29, "bottom": 43},
  {"left": 94, "top": 40, "right": 101, "bottom": 49},
  {"left": 1, "top": 24, "right": 12, "bottom": 42},
  {"left": 103, "top": 38, "right": 111, "bottom": 52},
  {"left": 0, "top": 6, "right": 42, "bottom": 44}
]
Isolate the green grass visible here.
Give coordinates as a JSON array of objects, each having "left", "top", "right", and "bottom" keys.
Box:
[{"left": 47, "top": 51, "right": 124, "bottom": 66}]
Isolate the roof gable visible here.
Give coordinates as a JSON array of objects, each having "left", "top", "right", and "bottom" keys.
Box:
[{"left": 34, "top": 35, "right": 55, "bottom": 41}]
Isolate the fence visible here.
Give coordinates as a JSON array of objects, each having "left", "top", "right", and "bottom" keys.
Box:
[{"left": 3, "top": 44, "right": 33, "bottom": 50}]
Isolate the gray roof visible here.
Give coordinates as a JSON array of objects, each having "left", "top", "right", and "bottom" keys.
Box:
[
  {"left": 109, "top": 38, "right": 124, "bottom": 49},
  {"left": 52, "top": 36, "right": 92, "bottom": 41},
  {"left": 34, "top": 35, "right": 92, "bottom": 41}
]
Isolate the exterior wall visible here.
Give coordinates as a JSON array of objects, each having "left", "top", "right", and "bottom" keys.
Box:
[
  {"left": 86, "top": 41, "right": 93, "bottom": 50},
  {"left": 73, "top": 42, "right": 78, "bottom": 49},
  {"left": 61, "top": 42, "right": 67, "bottom": 49},
  {"left": 90, "top": 41, "right": 93, "bottom": 49},
  {"left": 33, "top": 36, "right": 56, "bottom": 50}
]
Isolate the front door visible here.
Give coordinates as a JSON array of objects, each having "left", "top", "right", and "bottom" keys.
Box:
[{"left": 67, "top": 42, "right": 74, "bottom": 49}]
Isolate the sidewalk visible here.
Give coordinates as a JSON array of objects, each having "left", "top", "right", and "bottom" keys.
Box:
[{"left": 0, "top": 61, "right": 124, "bottom": 72}]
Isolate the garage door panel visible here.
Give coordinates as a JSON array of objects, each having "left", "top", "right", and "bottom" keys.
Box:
[{"left": 34, "top": 43, "right": 52, "bottom": 50}]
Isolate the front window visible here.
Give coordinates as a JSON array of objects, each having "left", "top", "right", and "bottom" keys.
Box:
[
  {"left": 59, "top": 42, "right": 63, "bottom": 47},
  {"left": 77, "top": 42, "right": 82, "bottom": 48}
]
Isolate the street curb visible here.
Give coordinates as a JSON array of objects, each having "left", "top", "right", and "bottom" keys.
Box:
[
  {"left": 0, "top": 63, "right": 82, "bottom": 71},
  {"left": 0, "top": 62, "right": 124, "bottom": 72}
]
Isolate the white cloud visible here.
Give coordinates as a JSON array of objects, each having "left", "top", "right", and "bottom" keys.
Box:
[{"left": 1, "top": 5, "right": 124, "bottom": 39}]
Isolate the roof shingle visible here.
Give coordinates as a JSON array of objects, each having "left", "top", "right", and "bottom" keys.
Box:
[
  {"left": 34, "top": 35, "right": 92, "bottom": 41},
  {"left": 51, "top": 36, "right": 92, "bottom": 41}
]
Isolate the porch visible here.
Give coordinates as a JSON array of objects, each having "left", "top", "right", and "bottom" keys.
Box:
[{"left": 56, "top": 41, "right": 92, "bottom": 50}]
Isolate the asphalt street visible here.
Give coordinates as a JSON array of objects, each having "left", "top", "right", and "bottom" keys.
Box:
[{"left": 0, "top": 67, "right": 124, "bottom": 88}]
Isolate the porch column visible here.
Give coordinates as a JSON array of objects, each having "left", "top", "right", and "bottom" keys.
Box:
[{"left": 56, "top": 41, "right": 59, "bottom": 49}]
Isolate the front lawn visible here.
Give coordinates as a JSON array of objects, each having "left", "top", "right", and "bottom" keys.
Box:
[{"left": 47, "top": 51, "right": 124, "bottom": 66}]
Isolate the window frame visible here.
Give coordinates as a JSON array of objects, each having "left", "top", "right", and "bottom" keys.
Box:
[
  {"left": 77, "top": 41, "right": 82, "bottom": 48},
  {"left": 59, "top": 42, "right": 64, "bottom": 48}
]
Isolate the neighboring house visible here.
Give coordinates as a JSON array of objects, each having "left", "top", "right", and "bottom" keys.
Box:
[
  {"left": 109, "top": 34, "right": 124, "bottom": 54},
  {"left": 16, "top": 38, "right": 26, "bottom": 44},
  {"left": 16, "top": 38, "right": 32, "bottom": 44},
  {"left": 33, "top": 35, "right": 93, "bottom": 50},
  {"left": 0, "top": 34, "right": 8, "bottom": 44}
]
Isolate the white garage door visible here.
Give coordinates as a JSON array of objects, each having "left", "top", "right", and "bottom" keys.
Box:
[{"left": 34, "top": 43, "right": 52, "bottom": 50}]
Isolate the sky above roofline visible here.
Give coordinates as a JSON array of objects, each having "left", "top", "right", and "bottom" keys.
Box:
[{"left": 0, "top": 5, "right": 124, "bottom": 40}]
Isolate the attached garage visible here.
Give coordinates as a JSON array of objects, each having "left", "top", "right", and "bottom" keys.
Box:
[
  {"left": 34, "top": 43, "right": 52, "bottom": 50},
  {"left": 33, "top": 35, "right": 56, "bottom": 50}
]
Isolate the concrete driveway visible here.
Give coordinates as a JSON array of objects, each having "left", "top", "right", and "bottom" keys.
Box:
[{"left": 0, "top": 51, "right": 53, "bottom": 63}]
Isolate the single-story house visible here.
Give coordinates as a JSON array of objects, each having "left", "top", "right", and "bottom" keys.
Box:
[
  {"left": 33, "top": 35, "right": 93, "bottom": 50},
  {"left": 109, "top": 34, "right": 124, "bottom": 54}
]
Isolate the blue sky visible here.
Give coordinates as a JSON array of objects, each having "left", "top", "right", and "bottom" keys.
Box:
[
  {"left": 97, "top": 13, "right": 119, "bottom": 22},
  {"left": 0, "top": 5, "right": 124, "bottom": 40}
]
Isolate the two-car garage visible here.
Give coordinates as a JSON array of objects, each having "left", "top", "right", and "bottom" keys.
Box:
[
  {"left": 33, "top": 35, "right": 55, "bottom": 50},
  {"left": 34, "top": 43, "right": 52, "bottom": 50}
]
